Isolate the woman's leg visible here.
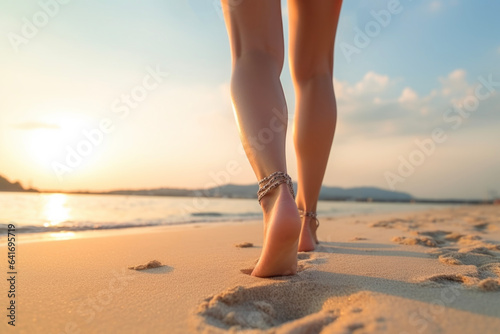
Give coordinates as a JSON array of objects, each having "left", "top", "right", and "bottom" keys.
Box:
[
  {"left": 288, "top": 0, "right": 343, "bottom": 251},
  {"left": 221, "top": 0, "right": 301, "bottom": 277}
]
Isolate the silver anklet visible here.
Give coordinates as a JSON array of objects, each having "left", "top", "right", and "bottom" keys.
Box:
[
  {"left": 257, "top": 171, "right": 295, "bottom": 204},
  {"left": 298, "top": 209, "right": 317, "bottom": 220}
]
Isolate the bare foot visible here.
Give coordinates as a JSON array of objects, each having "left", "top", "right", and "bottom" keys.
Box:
[
  {"left": 251, "top": 184, "right": 301, "bottom": 277},
  {"left": 298, "top": 215, "right": 318, "bottom": 252}
]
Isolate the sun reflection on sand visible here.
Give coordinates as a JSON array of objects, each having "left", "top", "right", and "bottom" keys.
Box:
[{"left": 42, "top": 194, "right": 70, "bottom": 227}]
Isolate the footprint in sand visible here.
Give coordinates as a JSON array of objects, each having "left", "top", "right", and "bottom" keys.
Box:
[
  {"left": 383, "top": 206, "right": 500, "bottom": 292},
  {"left": 472, "top": 222, "right": 490, "bottom": 232},
  {"left": 192, "top": 282, "right": 386, "bottom": 333},
  {"left": 423, "top": 250, "right": 500, "bottom": 291},
  {"left": 393, "top": 228, "right": 500, "bottom": 291},
  {"left": 193, "top": 281, "right": 337, "bottom": 332},
  {"left": 296, "top": 252, "right": 328, "bottom": 272}
]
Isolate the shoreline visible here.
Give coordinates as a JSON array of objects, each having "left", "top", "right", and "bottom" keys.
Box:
[{"left": 1, "top": 203, "right": 458, "bottom": 246}]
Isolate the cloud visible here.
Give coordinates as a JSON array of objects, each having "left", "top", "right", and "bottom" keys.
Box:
[
  {"left": 334, "top": 69, "right": 500, "bottom": 138},
  {"left": 347, "top": 71, "right": 390, "bottom": 96},
  {"left": 13, "top": 121, "right": 60, "bottom": 130},
  {"left": 398, "top": 87, "right": 418, "bottom": 104}
]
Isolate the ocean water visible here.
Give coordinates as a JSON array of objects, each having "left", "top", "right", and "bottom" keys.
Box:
[{"left": 0, "top": 192, "right": 449, "bottom": 239}]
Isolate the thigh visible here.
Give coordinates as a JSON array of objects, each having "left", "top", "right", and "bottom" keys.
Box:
[
  {"left": 288, "top": 0, "right": 343, "bottom": 80},
  {"left": 221, "top": 0, "right": 284, "bottom": 67}
]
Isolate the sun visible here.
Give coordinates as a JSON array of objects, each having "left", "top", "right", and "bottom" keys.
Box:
[
  {"left": 25, "top": 116, "right": 90, "bottom": 170},
  {"left": 28, "top": 128, "right": 63, "bottom": 166}
]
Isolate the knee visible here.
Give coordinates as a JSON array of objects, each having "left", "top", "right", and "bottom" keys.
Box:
[
  {"left": 291, "top": 58, "right": 333, "bottom": 85},
  {"left": 233, "top": 48, "right": 284, "bottom": 74}
]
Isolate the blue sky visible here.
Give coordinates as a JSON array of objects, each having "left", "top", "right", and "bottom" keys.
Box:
[{"left": 1, "top": 0, "right": 499, "bottom": 199}]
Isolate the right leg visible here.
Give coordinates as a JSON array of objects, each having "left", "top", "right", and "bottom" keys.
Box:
[
  {"left": 221, "top": 0, "right": 301, "bottom": 277},
  {"left": 288, "top": 0, "right": 343, "bottom": 251}
]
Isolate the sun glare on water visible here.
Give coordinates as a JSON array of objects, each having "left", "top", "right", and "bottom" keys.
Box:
[{"left": 42, "top": 193, "right": 71, "bottom": 227}]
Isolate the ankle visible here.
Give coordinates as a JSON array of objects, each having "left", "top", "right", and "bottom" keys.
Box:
[
  {"left": 260, "top": 184, "right": 294, "bottom": 213},
  {"left": 257, "top": 171, "right": 295, "bottom": 213},
  {"left": 295, "top": 198, "right": 316, "bottom": 214},
  {"left": 297, "top": 207, "right": 317, "bottom": 216}
]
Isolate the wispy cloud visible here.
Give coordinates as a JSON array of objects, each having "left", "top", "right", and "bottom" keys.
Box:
[{"left": 13, "top": 121, "right": 60, "bottom": 130}]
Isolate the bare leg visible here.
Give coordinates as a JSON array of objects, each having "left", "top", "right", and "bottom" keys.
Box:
[
  {"left": 221, "top": 0, "right": 301, "bottom": 277},
  {"left": 288, "top": 0, "right": 343, "bottom": 251}
]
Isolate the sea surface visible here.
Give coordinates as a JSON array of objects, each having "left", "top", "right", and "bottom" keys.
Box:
[{"left": 0, "top": 192, "right": 450, "bottom": 242}]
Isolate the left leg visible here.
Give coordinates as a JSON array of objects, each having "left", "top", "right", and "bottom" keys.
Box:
[{"left": 221, "top": 0, "right": 301, "bottom": 277}]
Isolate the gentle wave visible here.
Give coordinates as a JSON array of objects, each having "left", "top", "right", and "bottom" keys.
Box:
[
  {"left": 0, "top": 216, "right": 259, "bottom": 235},
  {"left": 190, "top": 212, "right": 223, "bottom": 217},
  {"left": 190, "top": 211, "right": 260, "bottom": 217}
]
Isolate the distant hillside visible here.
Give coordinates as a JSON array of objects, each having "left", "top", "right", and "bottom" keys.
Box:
[
  {"left": 107, "top": 188, "right": 191, "bottom": 197},
  {"left": 203, "top": 184, "right": 413, "bottom": 201},
  {"left": 320, "top": 186, "right": 413, "bottom": 201},
  {"left": 0, "top": 174, "right": 37, "bottom": 192},
  {"left": 103, "top": 183, "right": 413, "bottom": 202}
]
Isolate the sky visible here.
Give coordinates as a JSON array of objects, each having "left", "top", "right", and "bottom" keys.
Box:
[{"left": 0, "top": 0, "right": 499, "bottom": 199}]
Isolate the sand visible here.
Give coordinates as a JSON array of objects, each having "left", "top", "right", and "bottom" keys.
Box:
[{"left": 1, "top": 205, "right": 499, "bottom": 333}]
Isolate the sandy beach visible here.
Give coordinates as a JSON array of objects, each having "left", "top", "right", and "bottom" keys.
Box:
[{"left": 2, "top": 205, "right": 500, "bottom": 333}]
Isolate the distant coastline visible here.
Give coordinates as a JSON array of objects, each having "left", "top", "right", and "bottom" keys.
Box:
[
  {"left": 0, "top": 174, "right": 38, "bottom": 193},
  {"left": 0, "top": 174, "right": 495, "bottom": 205}
]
